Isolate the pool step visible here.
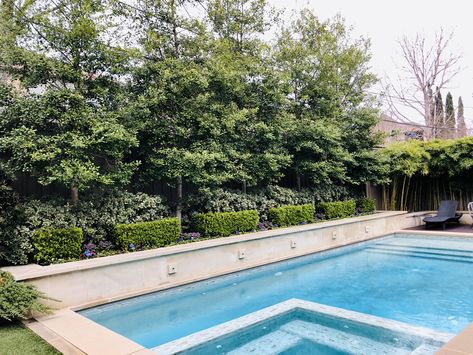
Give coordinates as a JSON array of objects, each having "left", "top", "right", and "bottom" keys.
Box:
[
  {"left": 372, "top": 243, "right": 473, "bottom": 258},
  {"left": 281, "top": 320, "right": 419, "bottom": 354},
  {"left": 227, "top": 329, "right": 300, "bottom": 354},
  {"left": 365, "top": 246, "right": 473, "bottom": 264},
  {"left": 228, "top": 319, "right": 427, "bottom": 355}
]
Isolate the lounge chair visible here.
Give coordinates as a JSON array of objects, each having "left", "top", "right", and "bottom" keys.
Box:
[{"left": 423, "top": 200, "right": 462, "bottom": 230}]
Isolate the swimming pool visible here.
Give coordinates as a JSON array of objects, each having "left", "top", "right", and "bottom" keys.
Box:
[{"left": 80, "top": 234, "right": 473, "bottom": 349}]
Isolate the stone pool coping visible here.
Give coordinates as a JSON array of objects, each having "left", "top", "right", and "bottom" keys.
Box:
[
  {"left": 4, "top": 211, "right": 407, "bottom": 281},
  {"left": 152, "top": 298, "right": 454, "bottom": 354},
  {"left": 34, "top": 309, "right": 154, "bottom": 355}
]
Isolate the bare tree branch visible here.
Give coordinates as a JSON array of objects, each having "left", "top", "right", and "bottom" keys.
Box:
[{"left": 385, "top": 29, "right": 462, "bottom": 139}]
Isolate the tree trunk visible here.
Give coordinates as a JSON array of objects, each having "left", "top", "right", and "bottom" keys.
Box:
[
  {"left": 242, "top": 180, "right": 247, "bottom": 194},
  {"left": 296, "top": 173, "right": 301, "bottom": 191},
  {"left": 176, "top": 175, "right": 182, "bottom": 225},
  {"left": 70, "top": 184, "right": 79, "bottom": 206}
]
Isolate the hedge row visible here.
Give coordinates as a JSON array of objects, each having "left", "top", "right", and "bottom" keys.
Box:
[
  {"left": 194, "top": 210, "right": 259, "bottom": 237},
  {"left": 32, "top": 227, "right": 83, "bottom": 265},
  {"left": 317, "top": 200, "right": 356, "bottom": 219},
  {"left": 24, "top": 198, "right": 375, "bottom": 265},
  {"left": 357, "top": 198, "right": 376, "bottom": 213},
  {"left": 115, "top": 218, "right": 180, "bottom": 250},
  {"left": 269, "top": 204, "right": 314, "bottom": 227}
]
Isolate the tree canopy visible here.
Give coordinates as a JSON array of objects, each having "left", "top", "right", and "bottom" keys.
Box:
[{"left": 0, "top": 0, "right": 382, "bottom": 214}]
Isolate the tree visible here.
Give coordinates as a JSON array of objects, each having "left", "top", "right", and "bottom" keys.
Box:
[
  {"left": 206, "top": 0, "right": 290, "bottom": 192},
  {"left": 0, "top": 0, "right": 137, "bottom": 204},
  {"left": 123, "top": 0, "right": 235, "bottom": 221},
  {"left": 433, "top": 90, "right": 444, "bottom": 138},
  {"left": 444, "top": 92, "right": 455, "bottom": 139},
  {"left": 8, "top": 0, "right": 133, "bottom": 102},
  {"left": 274, "top": 10, "right": 380, "bottom": 189},
  {"left": 0, "top": 88, "right": 138, "bottom": 204},
  {"left": 385, "top": 29, "right": 462, "bottom": 138},
  {"left": 125, "top": 0, "right": 291, "bottom": 221},
  {"left": 207, "top": 0, "right": 275, "bottom": 54},
  {"left": 457, "top": 96, "right": 467, "bottom": 138},
  {"left": 0, "top": 0, "right": 37, "bottom": 88}
]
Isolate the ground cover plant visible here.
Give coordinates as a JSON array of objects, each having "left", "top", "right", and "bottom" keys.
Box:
[{"left": 0, "top": 271, "right": 50, "bottom": 321}]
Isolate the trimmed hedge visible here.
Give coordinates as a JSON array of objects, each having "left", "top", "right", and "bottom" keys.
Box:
[
  {"left": 268, "top": 204, "right": 314, "bottom": 227},
  {"left": 32, "top": 227, "right": 83, "bottom": 265},
  {"left": 317, "top": 200, "right": 356, "bottom": 219},
  {"left": 357, "top": 198, "right": 376, "bottom": 213},
  {"left": 115, "top": 218, "right": 180, "bottom": 251},
  {"left": 194, "top": 210, "right": 259, "bottom": 237}
]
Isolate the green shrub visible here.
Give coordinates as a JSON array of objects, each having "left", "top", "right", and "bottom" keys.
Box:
[
  {"left": 183, "top": 185, "right": 351, "bottom": 222},
  {"left": 317, "top": 200, "right": 356, "bottom": 219},
  {"left": 357, "top": 198, "right": 376, "bottom": 213},
  {"left": 32, "top": 227, "right": 83, "bottom": 265},
  {"left": 0, "top": 271, "right": 50, "bottom": 321},
  {"left": 268, "top": 204, "right": 315, "bottom": 227},
  {"left": 0, "top": 186, "right": 31, "bottom": 265},
  {"left": 115, "top": 218, "right": 180, "bottom": 250},
  {"left": 193, "top": 210, "right": 259, "bottom": 237},
  {"left": 21, "top": 190, "right": 169, "bottom": 249}
]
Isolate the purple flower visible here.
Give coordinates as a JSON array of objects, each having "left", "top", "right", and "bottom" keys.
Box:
[
  {"left": 82, "top": 242, "right": 97, "bottom": 259},
  {"left": 129, "top": 243, "right": 135, "bottom": 251}
]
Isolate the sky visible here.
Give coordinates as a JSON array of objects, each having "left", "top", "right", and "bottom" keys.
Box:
[{"left": 268, "top": 0, "right": 473, "bottom": 128}]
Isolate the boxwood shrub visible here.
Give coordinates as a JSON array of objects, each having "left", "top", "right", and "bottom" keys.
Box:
[
  {"left": 357, "top": 198, "right": 376, "bottom": 213},
  {"left": 194, "top": 210, "right": 259, "bottom": 237},
  {"left": 32, "top": 227, "right": 83, "bottom": 265},
  {"left": 268, "top": 204, "right": 315, "bottom": 227},
  {"left": 317, "top": 200, "right": 356, "bottom": 219},
  {"left": 115, "top": 218, "right": 180, "bottom": 251}
]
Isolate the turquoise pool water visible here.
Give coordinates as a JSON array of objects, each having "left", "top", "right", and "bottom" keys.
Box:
[
  {"left": 81, "top": 234, "right": 473, "bottom": 348},
  {"left": 182, "top": 309, "right": 443, "bottom": 354}
]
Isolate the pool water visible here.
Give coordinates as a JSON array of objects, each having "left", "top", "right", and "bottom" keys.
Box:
[
  {"left": 182, "top": 309, "right": 443, "bottom": 355},
  {"left": 81, "top": 235, "right": 473, "bottom": 348}
]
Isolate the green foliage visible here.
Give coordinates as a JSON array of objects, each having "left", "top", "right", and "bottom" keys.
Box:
[
  {"left": 22, "top": 190, "right": 169, "bottom": 247},
  {"left": 381, "top": 140, "right": 430, "bottom": 177},
  {"left": 274, "top": 10, "right": 381, "bottom": 187},
  {"left": 380, "top": 137, "right": 473, "bottom": 211},
  {"left": 381, "top": 137, "right": 473, "bottom": 179},
  {"left": 115, "top": 218, "right": 180, "bottom": 250},
  {"left": 268, "top": 204, "right": 314, "bottom": 227},
  {"left": 0, "top": 185, "right": 31, "bottom": 265},
  {"left": 445, "top": 92, "right": 454, "bottom": 125},
  {"left": 184, "top": 186, "right": 316, "bottom": 221},
  {"left": 317, "top": 200, "right": 356, "bottom": 219},
  {"left": 1, "top": 0, "right": 382, "bottom": 227},
  {"left": 0, "top": 271, "right": 50, "bottom": 321},
  {"left": 357, "top": 198, "right": 375, "bottom": 213},
  {"left": 32, "top": 227, "right": 83, "bottom": 264},
  {"left": 194, "top": 210, "right": 259, "bottom": 237},
  {"left": 0, "top": 89, "right": 139, "bottom": 202}
]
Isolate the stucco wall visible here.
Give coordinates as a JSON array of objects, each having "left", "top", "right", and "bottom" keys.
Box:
[{"left": 4, "top": 211, "right": 420, "bottom": 310}]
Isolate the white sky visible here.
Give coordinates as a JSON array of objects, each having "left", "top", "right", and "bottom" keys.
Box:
[{"left": 268, "top": 0, "right": 473, "bottom": 128}]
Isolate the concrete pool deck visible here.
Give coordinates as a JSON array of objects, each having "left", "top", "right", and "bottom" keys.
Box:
[{"left": 4, "top": 211, "right": 473, "bottom": 354}]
